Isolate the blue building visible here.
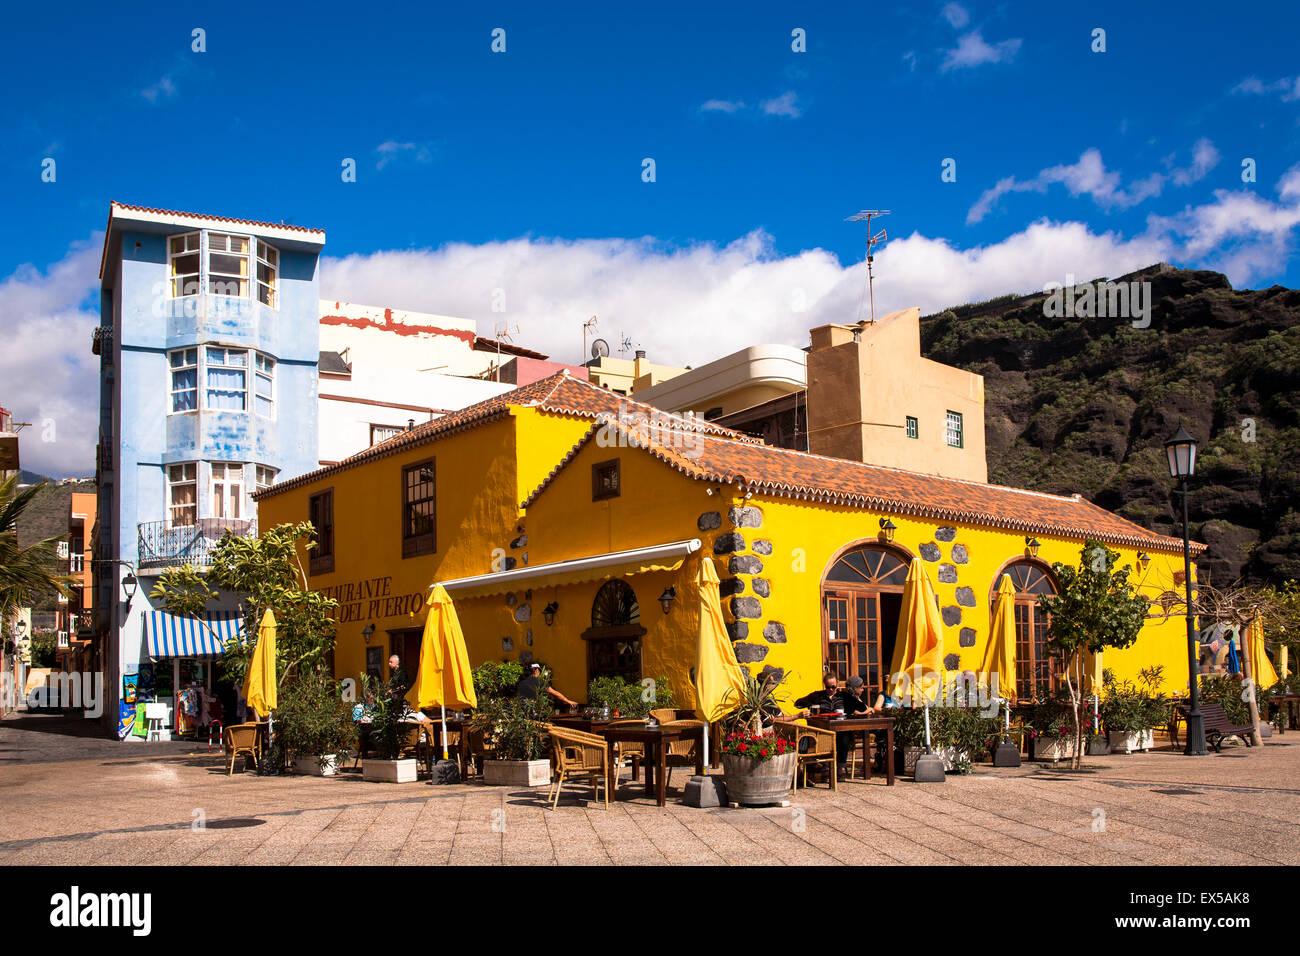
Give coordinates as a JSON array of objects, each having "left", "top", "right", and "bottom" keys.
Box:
[{"left": 93, "top": 203, "right": 325, "bottom": 738}]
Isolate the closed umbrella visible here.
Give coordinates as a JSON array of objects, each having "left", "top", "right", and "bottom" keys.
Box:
[
  {"left": 981, "top": 574, "right": 1018, "bottom": 704},
  {"left": 693, "top": 556, "right": 747, "bottom": 762},
  {"left": 889, "top": 559, "right": 945, "bottom": 711},
  {"left": 242, "top": 609, "right": 278, "bottom": 740},
  {"left": 1247, "top": 617, "right": 1279, "bottom": 689},
  {"left": 417, "top": 585, "right": 478, "bottom": 760},
  {"left": 1280, "top": 646, "right": 1291, "bottom": 681}
]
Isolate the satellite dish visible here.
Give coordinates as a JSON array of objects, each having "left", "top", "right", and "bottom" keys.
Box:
[{"left": 591, "top": 338, "right": 610, "bottom": 359}]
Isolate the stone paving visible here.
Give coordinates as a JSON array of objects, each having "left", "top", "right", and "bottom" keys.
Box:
[{"left": 3, "top": 713, "right": 1299, "bottom": 865}]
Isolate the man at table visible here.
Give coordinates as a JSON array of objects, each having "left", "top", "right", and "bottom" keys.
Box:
[
  {"left": 516, "top": 662, "right": 579, "bottom": 712},
  {"left": 792, "top": 672, "right": 849, "bottom": 716}
]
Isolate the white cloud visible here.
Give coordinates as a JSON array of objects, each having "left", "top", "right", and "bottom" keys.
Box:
[
  {"left": 759, "top": 91, "right": 801, "bottom": 118},
  {"left": 374, "top": 141, "right": 433, "bottom": 170},
  {"left": 700, "top": 99, "right": 746, "bottom": 113},
  {"left": 1232, "top": 75, "right": 1300, "bottom": 102},
  {"left": 141, "top": 75, "right": 178, "bottom": 103},
  {"left": 942, "top": 3, "right": 970, "bottom": 28},
  {"left": 0, "top": 241, "right": 101, "bottom": 479},
  {"left": 969, "top": 142, "right": 1220, "bottom": 223},
  {"left": 941, "top": 31, "right": 1021, "bottom": 71}
]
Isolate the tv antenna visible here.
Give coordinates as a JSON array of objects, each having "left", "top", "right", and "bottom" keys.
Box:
[
  {"left": 491, "top": 322, "right": 520, "bottom": 382},
  {"left": 845, "top": 209, "right": 890, "bottom": 324},
  {"left": 617, "top": 334, "right": 635, "bottom": 357},
  {"left": 582, "top": 315, "right": 601, "bottom": 365}
]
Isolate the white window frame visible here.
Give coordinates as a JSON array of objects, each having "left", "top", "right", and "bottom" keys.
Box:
[
  {"left": 167, "top": 463, "right": 197, "bottom": 528},
  {"left": 254, "top": 353, "right": 275, "bottom": 418},
  {"left": 207, "top": 232, "right": 251, "bottom": 299},
  {"left": 254, "top": 465, "right": 278, "bottom": 492},
  {"left": 205, "top": 346, "right": 249, "bottom": 412},
  {"left": 168, "top": 347, "right": 198, "bottom": 414},
  {"left": 168, "top": 232, "right": 201, "bottom": 298},
  {"left": 370, "top": 423, "right": 404, "bottom": 446},
  {"left": 210, "top": 462, "right": 244, "bottom": 520},
  {"left": 256, "top": 241, "right": 279, "bottom": 309}
]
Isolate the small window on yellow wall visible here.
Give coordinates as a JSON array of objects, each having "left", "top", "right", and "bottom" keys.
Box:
[{"left": 592, "top": 459, "right": 620, "bottom": 501}]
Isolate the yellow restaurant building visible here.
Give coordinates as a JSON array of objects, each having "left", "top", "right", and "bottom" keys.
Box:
[{"left": 255, "top": 371, "right": 1203, "bottom": 710}]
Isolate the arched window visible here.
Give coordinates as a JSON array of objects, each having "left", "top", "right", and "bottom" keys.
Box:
[
  {"left": 582, "top": 580, "right": 644, "bottom": 684},
  {"left": 996, "top": 560, "right": 1059, "bottom": 699},
  {"left": 821, "top": 545, "right": 911, "bottom": 698}
]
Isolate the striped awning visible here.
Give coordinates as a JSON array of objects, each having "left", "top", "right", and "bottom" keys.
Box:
[{"left": 147, "top": 610, "right": 243, "bottom": 658}]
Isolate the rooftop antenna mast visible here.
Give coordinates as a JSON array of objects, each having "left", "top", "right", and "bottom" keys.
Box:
[
  {"left": 845, "top": 209, "right": 890, "bottom": 324},
  {"left": 617, "top": 334, "right": 635, "bottom": 357},
  {"left": 492, "top": 321, "right": 520, "bottom": 382},
  {"left": 582, "top": 315, "right": 600, "bottom": 366}
]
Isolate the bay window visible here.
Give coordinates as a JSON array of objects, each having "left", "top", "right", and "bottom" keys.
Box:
[
  {"left": 205, "top": 347, "right": 248, "bottom": 411},
  {"left": 254, "top": 353, "right": 275, "bottom": 417},
  {"left": 207, "top": 232, "right": 250, "bottom": 298},
  {"left": 168, "top": 348, "right": 198, "bottom": 412},
  {"left": 211, "top": 462, "right": 244, "bottom": 519},
  {"left": 168, "top": 463, "right": 197, "bottom": 527},
  {"left": 169, "top": 232, "right": 201, "bottom": 297},
  {"left": 256, "top": 242, "right": 278, "bottom": 308}
]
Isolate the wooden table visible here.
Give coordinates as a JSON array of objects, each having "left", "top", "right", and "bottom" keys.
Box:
[
  {"left": 805, "top": 715, "right": 896, "bottom": 786},
  {"left": 600, "top": 723, "right": 705, "bottom": 806},
  {"left": 1271, "top": 694, "right": 1299, "bottom": 734}
]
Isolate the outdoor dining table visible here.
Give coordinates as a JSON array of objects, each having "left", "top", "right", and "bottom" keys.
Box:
[
  {"left": 600, "top": 722, "right": 705, "bottom": 807},
  {"left": 804, "top": 714, "right": 896, "bottom": 786},
  {"left": 1271, "top": 694, "right": 1300, "bottom": 734}
]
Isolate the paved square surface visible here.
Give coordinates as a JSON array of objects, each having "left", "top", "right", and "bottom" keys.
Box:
[{"left": 3, "top": 714, "right": 1298, "bottom": 865}]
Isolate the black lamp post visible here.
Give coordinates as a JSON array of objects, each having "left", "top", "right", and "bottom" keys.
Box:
[
  {"left": 1165, "top": 424, "right": 1207, "bottom": 756},
  {"left": 121, "top": 572, "right": 138, "bottom": 603}
]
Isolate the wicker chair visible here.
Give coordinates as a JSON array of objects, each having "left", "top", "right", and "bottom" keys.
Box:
[
  {"left": 774, "top": 721, "right": 837, "bottom": 790},
  {"left": 547, "top": 727, "right": 610, "bottom": 809},
  {"left": 607, "top": 719, "right": 646, "bottom": 787},
  {"left": 463, "top": 723, "right": 495, "bottom": 778},
  {"left": 658, "top": 718, "right": 705, "bottom": 791},
  {"left": 223, "top": 722, "right": 262, "bottom": 776}
]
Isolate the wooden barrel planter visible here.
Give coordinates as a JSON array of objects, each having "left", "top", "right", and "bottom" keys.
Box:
[{"left": 721, "top": 752, "right": 796, "bottom": 807}]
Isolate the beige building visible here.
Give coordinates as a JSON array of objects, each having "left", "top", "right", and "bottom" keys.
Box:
[
  {"left": 586, "top": 350, "right": 686, "bottom": 396},
  {"left": 632, "top": 344, "right": 806, "bottom": 420},
  {"left": 807, "top": 307, "right": 986, "bottom": 482}
]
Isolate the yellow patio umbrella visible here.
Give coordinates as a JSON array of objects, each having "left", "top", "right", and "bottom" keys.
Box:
[
  {"left": 1247, "top": 617, "right": 1279, "bottom": 690},
  {"left": 1280, "top": 645, "right": 1291, "bottom": 681},
  {"left": 981, "top": 574, "right": 1017, "bottom": 704},
  {"left": 694, "top": 556, "right": 747, "bottom": 758},
  {"left": 242, "top": 609, "right": 278, "bottom": 737},
  {"left": 889, "top": 559, "right": 945, "bottom": 708},
  {"left": 417, "top": 585, "right": 478, "bottom": 759}
]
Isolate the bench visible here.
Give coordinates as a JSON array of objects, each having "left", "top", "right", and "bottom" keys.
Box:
[{"left": 1178, "top": 702, "right": 1255, "bottom": 752}]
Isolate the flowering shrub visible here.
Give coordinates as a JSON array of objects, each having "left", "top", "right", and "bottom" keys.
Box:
[{"left": 718, "top": 731, "right": 792, "bottom": 763}]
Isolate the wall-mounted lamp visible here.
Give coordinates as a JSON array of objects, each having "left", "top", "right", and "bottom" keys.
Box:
[
  {"left": 658, "top": 587, "right": 677, "bottom": 615},
  {"left": 542, "top": 601, "right": 559, "bottom": 626},
  {"left": 362, "top": 623, "right": 375, "bottom": 644},
  {"left": 1025, "top": 537, "right": 1041, "bottom": 559},
  {"left": 879, "top": 518, "right": 897, "bottom": 543},
  {"left": 121, "top": 572, "right": 138, "bottom": 602},
  {"left": 1137, "top": 552, "right": 1150, "bottom": 570}
]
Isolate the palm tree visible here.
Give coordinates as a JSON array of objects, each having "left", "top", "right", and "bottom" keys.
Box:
[{"left": 0, "top": 476, "right": 75, "bottom": 632}]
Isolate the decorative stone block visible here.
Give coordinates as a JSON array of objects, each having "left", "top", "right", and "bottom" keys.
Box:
[
  {"left": 513, "top": 603, "right": 531, "bottom": 623},
  {"left": 935, "top": 526, "right": 957, "bottom": 543},
  {"left": 729, "top": 505, "right": 763, "bottom": 528},
  {"left": 713, "top": 532, "right": 746, "bottom": 555},
  {"left": 758, "top": 665, "right": 785, "bottom": 686},
  {"left": 698, "top": 511, "right": 722, "bottom": 531},
  {"left": 733, "top": 642, "right": 769, "bottom": 663},
  {"left": 941, "top": 606, "right": 962, "bottom": 627},
  {"left": 937, "top": 564, "right": 959, "bottom": 584},
  {"left": 951, "top": 544, "right": 969, "bottom": 564},
  {"left": 752, "top": 578, "right": 771, "bottom": 598},
  {"left": 752, "top": 539, "right": 774, "bottom": 555},
  {"left": 731, "top": 596, "right": 762, "bottom": 619},
  {"left": 501, "top": 637, "right": 514, "bottom": 652},
  {"left": 955, "top": 587, "right": 976, "bottom": 608},
  {"left": 509, "top": 534, "right": 527, "bottom": 549},
  {"left": 729, "top": 554, "right": 763, "bottom": 575},
  {"left": 762, "top": 621, "right": 787, "bottom": 643},
  {"left": 958, "top": 627, "right": 976, "bottom": 648},
  {"left": 727, "top": 621, "right": 749, "bottom": 641},
  {"left": 943, "top": 653, "right": 961, "bottom": 671},
  {"left": 504, "top": 556, "right": 517, "bottom": 570},
  {"left": 719, "top": 578, "right": 745, "bottom": 597},
  {"left": 919, "top": 543, "right": 941, "bottom": 562}
]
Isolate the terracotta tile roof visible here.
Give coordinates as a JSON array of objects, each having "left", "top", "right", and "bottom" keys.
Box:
[
  {"left": 255, "top": 371, "right": 759, "bottom": 500},
  {"left": 524, "top": 419, "right": 1204, "bottom": 555},
  {"left": 109, "top": 201, "right": 325, "bottom": 235}
]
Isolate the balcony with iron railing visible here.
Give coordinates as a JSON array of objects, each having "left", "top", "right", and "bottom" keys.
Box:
[{"left": 137, "top": 518, "right": 258, "bottom": 571}]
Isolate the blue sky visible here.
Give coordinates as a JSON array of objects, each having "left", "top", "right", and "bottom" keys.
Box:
[{"left": 4, "top": 0, "right": 1300, "bottom": 476}]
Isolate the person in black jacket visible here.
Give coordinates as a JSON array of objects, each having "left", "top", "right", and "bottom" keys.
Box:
[{"left": 388, "top": 654, "right": 411, "bottom": 707}]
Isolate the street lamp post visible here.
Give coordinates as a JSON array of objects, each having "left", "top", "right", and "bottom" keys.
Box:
[{"left": 1165, "top": 424, "right": 1207, "bottom": 756}]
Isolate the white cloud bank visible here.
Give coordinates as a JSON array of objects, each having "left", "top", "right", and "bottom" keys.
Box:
[{"left": 6, "top": 169, "right": 1300, "bottom": 477}]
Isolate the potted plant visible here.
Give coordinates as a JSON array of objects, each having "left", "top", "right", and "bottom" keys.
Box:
[
  {"left": 471, "top": 693, "right": 554, "bottom": 786},
  {"left": 277, "top": 671, "right": 356, "bottom": 776},
  {"left": 718, "top": 671, "right": 797, "bottom": 805},
  {"left": 1025, "top": 697, "right": 1075, "bottom": 763},
  {"left": 359, "top": 676, "right": 420, "bottom": 783},
  {"left": 587, "top": 674, "right": 677, "bottom": 718},
  {"left": 1100, "top": 668, "right": 1166, "bottom": 754}
]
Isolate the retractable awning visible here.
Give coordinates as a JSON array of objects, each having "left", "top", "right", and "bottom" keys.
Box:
[
  {"left": 147, "top": 610, "right": 243, "bottom": 658},
  {"left": 433, "top": 538, "right": 701, "bottom": 598}
]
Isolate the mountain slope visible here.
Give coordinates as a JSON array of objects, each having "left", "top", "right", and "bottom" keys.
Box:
[{"left": 920, "top": 264, "right": 1300, "bottom": 587}]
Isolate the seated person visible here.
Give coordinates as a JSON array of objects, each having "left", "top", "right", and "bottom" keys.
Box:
[
  {"left": 515, "top": 662, "right": 578, "bottom": 712},
  {"left": 841, "top": 675, "right": 878, "bottom": 715},
  {"left": 791, "top": 672, "right": 847, "bottom": 716}
]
